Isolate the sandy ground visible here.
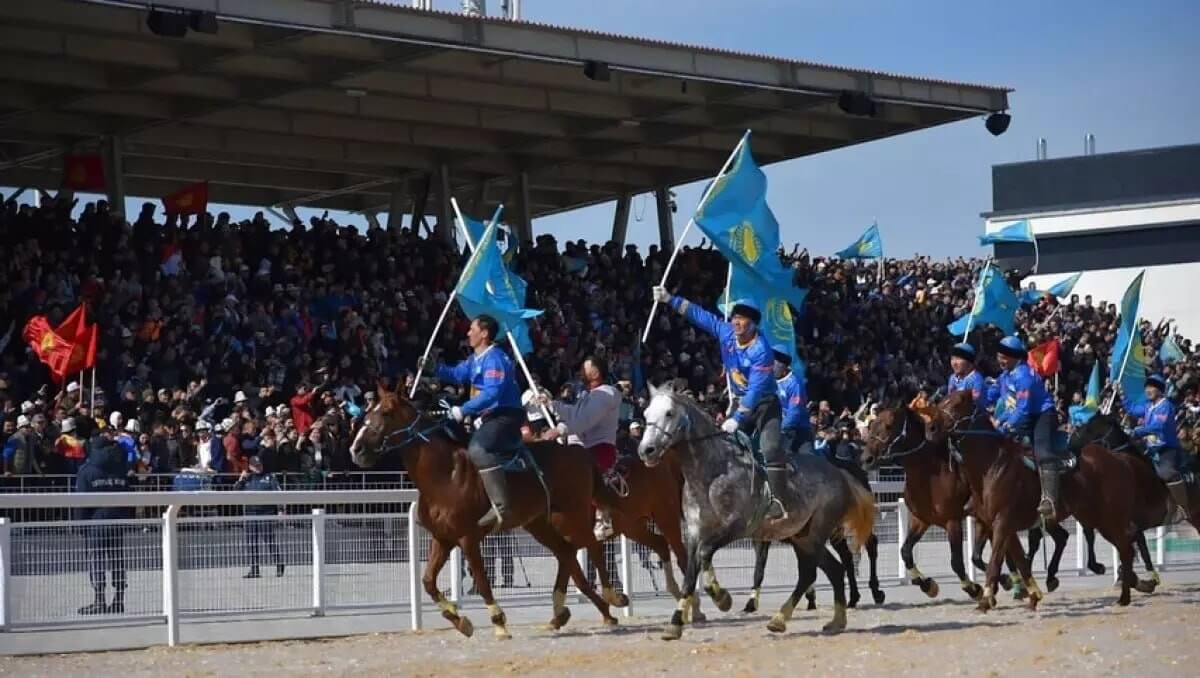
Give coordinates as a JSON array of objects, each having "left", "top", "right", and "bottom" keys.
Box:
[{"left": 5, "top": 577, "right": 1198, "bottom": 678}]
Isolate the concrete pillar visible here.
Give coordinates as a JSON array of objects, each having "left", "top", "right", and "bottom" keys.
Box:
[
  {"left": 610, "top": 192, "right": 632, "bottom": 247},
  {"left": 410, "top": 174, "right": 431, "bottom": 236},
  {"left": 386, "top": 183, "right": 408, "bottom": 230},
  {"left": 471, "top": 180, "right": 489, "bottom": 216},
  {"left": 103, "top": 136, "right": 126, "bottom": 216},
  {"left": 437, "top": 163, "right": 455, "bottom": 245},
  {"left": 365, "top": 212, "right": 382, "bottom": 230},
  {"left": 511, "top": 171, "right": 533, "bottom": 246},
  {"left": 655, "top": 186, "right": 674, "bottom": 251}
]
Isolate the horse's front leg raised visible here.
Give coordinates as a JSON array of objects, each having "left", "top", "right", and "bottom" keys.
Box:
[
  {"left": 424, "top": 538, "right": 474, "bottom": 637},
  {"left": 901, "top": 516, "right": 938, "bottom": 597}
]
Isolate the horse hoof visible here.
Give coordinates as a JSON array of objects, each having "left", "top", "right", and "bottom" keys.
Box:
[
  {"left": 693, "top": 610, "right": 708, "bottom": 624},
  {"left": 822, "top": 619, "right": 846, "bottom": 635},
  {"left": 661, "top": 624, "right": 683, "bottom": 641},
  {"left": 1115, "top": 595, "right": 1131, "bottom": 608},
  {"left": 1013, "top": 588, "right": 1028, "bottom": 601},
  {"left": 806, "top": 598, "right": 817, "bottom": 611},
  {"left": 998, "top": 574, "right": 1013, "bottom": 591},
  {"left": 548, "top": 607, "right": 572, "bottom": 630},
  {"left": 494, "top": 626, "right": 512, "bottom": 640},
  {"left": 766, "top": 614, "right": 787, "bottom": 633},
  {"left": 848, "top": 592, "right": 860, "bottom": 609},
  {"left": 1046, "top": 576, "right": 1060, "bottom": 593},
  {"left": 872, "top": 589, "right": 887, "bottom": 605},
  {"left": 604, "top": 591, "right": 630, "bottom": 608},
  {"left": 977, "top": 595, "right": 996, "bottom": 612},
  {"left": 1135, "top": 579, "right": 1157, "bottom": 594},
  {"left": 1088, "top": 562, "right": 1107, "bottom": 576},
  {"left": 963, "top": 583, "right": 984, "bottom": 601},
  {"left": 603, "top": 616, "right": 619, "bottom": 627},
  {"left": 454, "top": 615, "right": 475, "bottom": 638},
  {"left": 711, "top": 588, "right": 732, "bottom": 613},
  {"left": 922, "top": 579, "right": 939, "bottom": 598},
  {"left": 742, "top": 599, "right": 758, "bottom": 614}
]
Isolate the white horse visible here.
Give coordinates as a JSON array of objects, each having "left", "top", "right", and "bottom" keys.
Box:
[{"left": 638, "top": 383, "right": 876, "bottom": 639}]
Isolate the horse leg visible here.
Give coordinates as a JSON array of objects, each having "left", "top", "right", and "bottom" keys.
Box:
[
  {"left": 586, "top": 540, "right": 630, "bottom": 609},
  {"left": 424, "top": 538, "right": 474, "bottom": 637},
  {"left": 743, "top": 541, "right": 770, "bottom": 614},
  {"left": 947, "top": 518, "right": 982, "bottom": 600},
  {"left": 522, "top": 518, "right": 616, "bottom": 630},
  {"left": 1108, "top": 530, "right": 1136, "bottom": 607},
  {"left": 865, "top": 533, "right": 885, "bottom": 605},
  {"left": 1044, "top": 523, "right": 1070, "bottom": 593},
  {"left": 1005, "top": 530, "right": 1043, "bottom": 611},
  {"left": 621, "top": 518, "right": 680, "bottom": 600},
  {"left": 767, "top": 542, "right": 820, "bottom": 634},
  {"left": 832, "top": 538, "right": 860, "bottom": 608},
  {"left": 1083, "top": 525, "right": 1107, "bottom": 575},
  {"left": 701, "top": 548, "right": 734, "bottom": 613},
  {"left": 972, "top": 517, "right": 1013, "bottom": 591},
  {"left": 1131, "top": 527, "right": 1160, "bottom": 594},
  {"left": 818, "top": 546, "right": 849, "bottom": 633},
  {"left": 979, "top": 519, "right": 1014, "bottom": 612},
  {"left": 901, "top": 517, "right": 938, "bottom": 597},
  {"left": 460, "top": 538, "right": 510, "bottom": 640},
  {"left": 663, "top": 535, "right": 702, "bottom": 641}
]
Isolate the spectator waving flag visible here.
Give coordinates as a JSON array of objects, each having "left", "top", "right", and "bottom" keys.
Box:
[
  {"left": 1046, "top": 272, "right": 1082, "bottom": 299},
  {"left": 1027, "top": 338, "right": 1061, "bottom": 377},
  {"left": 692, "top": 132, "right": 806, "bottom": 312},
  {"left": 836, "top": 223, "right": 883, "bottom": 260},
  {"left": 1109, "top": 271, "right": 1147, "bottom": 408},
  {"left": 979, "top": 219, "right": 1034, "bottom": 245},
  {"left": 455, "top": 220, "right": 542, "bottom": 354},
  {"left": 1160, "top": 334, "right": 1186, "bottom": 365},
  {"left": 1069, "top": 361, "right": 1102, "bottom": 426},
  {"left": 946, "top": 262, "right": 1019, "bottom": 337}
]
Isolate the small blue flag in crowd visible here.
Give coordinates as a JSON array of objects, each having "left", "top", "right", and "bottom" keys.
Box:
[
  {"left": 946, "top": 262, "right": 1019, "bottom": 337},
  {"left": 455, "top": 221, "right": 542, "bottom": 354},
  {"left": 978, "top": 219, "right": 1034, "bottom": 245},
  {"left": 1069, "top": 361, "right": 1102, "bottom": 427},
  {"left": 836, "top": 223, "right": 883, "bottom": 259},
  {"left": 1046, "top": 272, "right": 1082, "bottom": 298},
  {"left": 1160, "top": 334, "right": 1186, "bottom": 365},
  {"left": 1109, "top": 271, "right": 1146, "bottom": 408}
]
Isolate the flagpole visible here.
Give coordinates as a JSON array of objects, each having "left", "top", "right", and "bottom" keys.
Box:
[
  {"left": 962, "top": 261, "right": 989, "bottom": 338},
  {"left": 90, "top": 366, "right": 96, "bottom": 412},
  {"left": 722, "top": 264, "right": 735, "bottom": 410},
  {"left": 450, "top": 199, "right": 557, "bottom": 429},
  {"left": 642, "top": 130, "right": 751, "bottom": 344},
  {"left": 1104, "top": 315, "right": 1140, "bottom": 414},
  {"left": 1031, "top": 235, "right": 1040, "bottom": 275}
]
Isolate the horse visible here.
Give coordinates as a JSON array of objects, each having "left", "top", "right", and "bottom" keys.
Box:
[
  {"left": 602, "top": 454, "right": 688, "bottom": 604},
  {"left": 638, "top": 384, "right": 876, "bottom": 640},
  {"left": 927, "top": 390, "right": 1146, "bottom": 609},
  {"left": 350, "top": 390, "right": 628, "bottom": 639}
]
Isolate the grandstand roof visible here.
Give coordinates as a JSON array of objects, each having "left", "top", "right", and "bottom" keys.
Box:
[{"left": 0, "top": 0, "right": 1010, "bottom": 220}]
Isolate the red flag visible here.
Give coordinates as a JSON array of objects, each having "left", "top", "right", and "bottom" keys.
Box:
[
  {"left": 62, "top": 154, "right": 106, "bottom": 191},
  {"left": 52, "top": 304, "right": 99, "bottom": 374},
  {"left": 162, "top": 181, "right": 209, "bottom": 215},
  {"left": 23, "top": 316, "right": 77, "bottom": 383},
  {"left": 1028, "top": 338, "right": 1061, "bottom": 378}
]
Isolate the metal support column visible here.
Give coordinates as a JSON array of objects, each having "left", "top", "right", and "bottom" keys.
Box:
[
  {"left": 655, "top": 187, "right": 674, "bottom": 251},
  {"left": 611, "top": 192, "right": 632, "bottom": 247},
  {"left": 386, "top": 185, "right": 408, "bottom": 230},
  {"left": 512, "top": 171, "right": 533, "bottom": 246},
  {"left": 410, "top": 174, "right": 431, "bottom": 236},
  {"left": 103, "top": 136, "right": 126, "bottom": 215},
  {"left": 437, "top": 164, "right": 455, "bottom": 245}
]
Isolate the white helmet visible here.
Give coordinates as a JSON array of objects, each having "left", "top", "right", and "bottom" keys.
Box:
[
  {"left": 109, "top": 411, "right": 124, "bottom": 429},
  {"left": 125, "top": 419, "right": 141, "bottom": 434}
]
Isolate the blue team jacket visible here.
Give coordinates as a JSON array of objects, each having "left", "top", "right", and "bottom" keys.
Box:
[
  {"left": 777, "top": 370, "right": 811, "bottom": 433},
  {"left": 948, "top": 370, "right": 988, "bottom": 405},
  {"left": 993, "top": 362, "right": 1053, "bottom": 436},
  {"left": 436, "top": 345, "right": 523, "bottom": 417},
  {"left": 1127, "top": 397, "right": 1180, "bottom": 450}
]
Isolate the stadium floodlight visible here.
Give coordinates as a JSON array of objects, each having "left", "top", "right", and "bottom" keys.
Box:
[
  {"left": 985, "top": 112, "right": 1012, "bottom": 136},
  {"left": 146, "top": 9, "right": 189, "bottom": 38},
  {"left": 583, "top": 60, "right": 611, "bottom": 82},
  {"left": 837, "top": 91, "right": 877, "bottom": 117},
  {"left": 189, "top": 11, "right": 219, "bottom": 35}
]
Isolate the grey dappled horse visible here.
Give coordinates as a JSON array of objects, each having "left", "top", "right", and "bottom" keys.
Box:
[{"left": 637, "top": 383, "right": 877, "bottom": 640}]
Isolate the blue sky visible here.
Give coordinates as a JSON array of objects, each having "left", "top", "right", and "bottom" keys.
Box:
[{"left": 17, "top": 1, "right": 1199, "bottom": 259}]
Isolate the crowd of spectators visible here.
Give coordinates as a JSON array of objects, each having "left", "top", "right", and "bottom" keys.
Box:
[{"left": 2, "top": 192, "right": 1199, "bottom": 483}]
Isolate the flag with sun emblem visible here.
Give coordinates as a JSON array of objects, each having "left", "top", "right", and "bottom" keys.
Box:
[
  {"left": 946, "top": 262, "right": 1019, "bottom": 337},
  {"left": 455, "top": 221, "right": 541, "bottom": 354},
  {"left": 836, "top": 223, "right": 883, "bottom": 259}
]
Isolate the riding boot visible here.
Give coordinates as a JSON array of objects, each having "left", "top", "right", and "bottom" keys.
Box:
[
  {"left": 78, "top": 589, "right": 107, "bottom": 615},
  {"left": 765, "top": 467, "right": 790, "bottom": 521},
  {"left": 1037, "top": 465, "right": 1061, "bottom": 521},
  {"left": 107, "top": 589, "right": 125, "bottom": 615},
  {"left": 594, "top": 508, "right": 614, "bottom": 541},
  {"left": 477, "top": 466, "right": 513, "bottom": 532},
  {"left": 1166, "top": 480, "right": 1191, "bottom": 521}
]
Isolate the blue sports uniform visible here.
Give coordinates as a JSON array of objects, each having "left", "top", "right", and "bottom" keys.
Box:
[{"left": 436, "top": 345, "right": 525, "bottom": 469}]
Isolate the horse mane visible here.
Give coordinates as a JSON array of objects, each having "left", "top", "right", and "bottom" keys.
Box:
[{"left": 663, "top": 389, "right": 719, "bottom": 435}]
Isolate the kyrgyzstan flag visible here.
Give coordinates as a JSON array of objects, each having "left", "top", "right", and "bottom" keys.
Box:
[
  {"left": 162, "top": 181, "right": 209, "bottom": 215},
  {"left": 23, "top": 316, "right": 77, "bottom": 383},
  {"left": 1028, "top": 338, "right": 1061, "bottom": 378},
  {"left": 62, "top": 154, "right": 106, "bottom": 191},
  {"left": 54, "top": 304, "right": 99, "bottom": 375}
]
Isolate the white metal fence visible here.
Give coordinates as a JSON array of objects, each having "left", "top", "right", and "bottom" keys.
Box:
[{"left": 0, "top": 489, "right": 1196, "bottom": 651}]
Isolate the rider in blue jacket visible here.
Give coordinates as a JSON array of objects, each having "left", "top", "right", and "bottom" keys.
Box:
[
  {"left": 993, "top": 336, "right": 1062, "bottom": 520},
  {"left": 1126, "top": 374, "right": 1191, "bottom": 515},
  {"left": 653, "top": 287, "right": 787, "bottom": 521},
  {"left": 422, "top": 314, "right": 525, "bottom": 532},
  {"left": 773, "top": 350, "right": 813, "bottom": 455},
  {"left": 947, "top": 342, "right": 987, "bottom": 405}
]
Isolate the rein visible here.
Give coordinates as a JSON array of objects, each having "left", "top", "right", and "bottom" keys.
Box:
[
  {"left": 869, "top": 408, "right": 928, "bottom": 461},
  {"left": 378, "top": 407, "right": 450, "bottom": 455}
]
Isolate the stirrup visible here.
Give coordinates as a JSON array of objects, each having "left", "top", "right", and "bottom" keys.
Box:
[
  {"left": 594, "top": 511, "right": 614, "bottom": 541},
  {"left": 765, "top": 497, "right": 788, "bottom": 521}
]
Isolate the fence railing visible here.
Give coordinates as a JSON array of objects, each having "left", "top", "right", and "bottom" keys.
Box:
[{"left": 0, "top": 489, "right": 1194, "bottom": 652}]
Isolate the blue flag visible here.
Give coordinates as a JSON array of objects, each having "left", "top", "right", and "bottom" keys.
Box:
[
  {"left": 1069, "top": 361, "right": 1102, "bottom": 427},
  {"left": 455, "top": 222, "right": 542, "bottom": 354},
  {"left": 1161, "top": 334, "right": 1186, "bottom": 365},
  {"left": 1019, "top": 288, "right": 1049, "bottom": 306},
  {"left": 946, "top": 263, "right": 1019, "bottom": 337},
  {"left": 836, "top": 223, "right": 883, "bottom": 259},
  {"left": 1046, "top": 272, "right": 1082, "bottom": 299},
  {"left": 979, "top": 219, "right": 1034, "bottom": 245},
  {"left": 721, "top": 265, "right": 809, "bottom": 366},
  {"left": 1109, "top": 271, "right": 1146, "bottom": 407},
  {"left": 692, "top": 133, "right": 806, "bottom": 312},
  {"left": 462, "top": 215, "right": 488, "bottom": 250}
]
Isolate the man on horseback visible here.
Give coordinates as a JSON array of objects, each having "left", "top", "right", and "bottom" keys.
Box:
[
  {"left": 651, "top": 287, "right": 787, "bottom": 520},
  {"left": 947, "top": 342, "right": 987, "bottom": 403},
  {"left": 543, "top": 355, "right": 622, "bottom": 540},
  {"left": 422, "top": 314, "right": 524, "bottom": 532},
  {"left": 774, "top": 350, "right": 813, "bottom": 455},
  {"left": 991, "top": 335, "right": 1062, "bottom": 520},
  {"left": 1126, "top": 373, "right": 1192, "bottom": 516}
]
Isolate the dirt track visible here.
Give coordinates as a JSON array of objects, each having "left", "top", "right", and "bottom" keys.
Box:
[{"left": 5, "top": 578, "right": 1198, "bottom": 677}]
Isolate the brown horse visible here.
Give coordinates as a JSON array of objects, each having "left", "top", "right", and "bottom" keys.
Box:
[
  {"left": 860, "top": 404, "right": 985, "bottom": 602},
  {"left": 929, "top": 390, "right": 1146, "bottom": 609},
  {"left": 605, "top": 455, "right": 687, "bottom": 598},
  {"left": 350, "top": 390, "right": 627, "bottom": 638}
]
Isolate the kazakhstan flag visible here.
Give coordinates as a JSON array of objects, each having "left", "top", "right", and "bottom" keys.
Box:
[
  {"left": 1109, "top": 271, "right": 1146, "bottom": 407},
  {"left": 455, "top": 222, "right": 541, "bottom": 354},
  {"left": 836, "top": 223, "right": 883, "bottom": 260},
  {"left": 946, "top": 263, "right": 1019, "bottom": 337},
  {"left": 979, "top": 219, "right": 1035, "bottom": 245},
  {"left": 1161, "top": 334, "right": 1186, "bottom": 365},
  {"left": 1069, "top": 361, "right": 1102, "bottom": 426}
]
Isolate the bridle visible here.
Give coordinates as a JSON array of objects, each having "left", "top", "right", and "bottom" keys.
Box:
[
  {"left": 644, "top": 396, "right": 730, "bottom": 450},
  {"left": 868, "top": 407, "right": 927, "bottom": 461},
  {"left": 1074, "top": 414, "right": 1134, "bottom": 454},
  {"left": 363, "top": 401, "right": 450, "bottom": 456}
]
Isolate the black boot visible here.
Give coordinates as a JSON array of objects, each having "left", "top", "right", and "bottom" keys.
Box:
[
  {"left": 765, "top": 467, "right": 790, "bottom": 521},
  {"left": 1037, "top": 465, "right": 1061, "bottom": 521},
  {"left": 477, "top": 467, "right": 513, "bottom": 532},
  {"left": 107, "top": 590, "right": 125, "bottom": 615},
  {"left": 1167, "top": 480, "right": 1191, "bottom": 521},
  {"left": 243, "top": 566, "right": 261, "bottom": 579},
  {"left": 276, "top": 563, "right": 286, "bottom": 577},
  {"left": 79, "top": 590, "right": 107, "bottom": 615}
]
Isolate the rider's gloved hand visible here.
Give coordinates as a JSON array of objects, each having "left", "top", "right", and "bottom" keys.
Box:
[
  {"left": 554, "top": 422, "right": 568, "bottom": 438},
  {"left": 449, "top": 406, "right": 465, "bottom": 423},
  {"left": 651, "top": 286, "right": 671, "bottom": 304},
  {"left": 416, "top": 356, "right": 429, "bottom": 373},
  {"left": 721, "top": 418, "right": 740, "bottom": 434}
]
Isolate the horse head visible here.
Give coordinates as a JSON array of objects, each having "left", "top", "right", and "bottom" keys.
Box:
[
  {"left": 1070, "top": 410, "right": 1133, "bottom": 454},
  {"left": 350, "top": 386, "right": 423, "bottom": 468},
  {"left": 926, "top": 389, "right": 979, "bottom": 442},
  {"left": 861, "top": 402, "right": 927, "bottom": 469},
  {"left": 638, "top": 381, "right": 693, "bottom": 467}
]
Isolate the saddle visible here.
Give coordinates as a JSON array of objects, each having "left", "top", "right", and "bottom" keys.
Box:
[{"left": 1011, "top": 431, "right": 1077, "bottom": 472}]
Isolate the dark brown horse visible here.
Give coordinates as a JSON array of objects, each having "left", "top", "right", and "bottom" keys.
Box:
[
  {"left": 351, "top": 390, "right": 627, "bottom": 638},
  {"left": 929, "top": 390, "right": 1147, "bottom": 609},
  {"left": 605, "top": 455, "right": 688, "bottom": 600}
]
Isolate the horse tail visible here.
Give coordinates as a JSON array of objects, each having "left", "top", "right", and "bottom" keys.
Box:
[{"left": 838, "top": 469, "right": 876, "bottom": 554}]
